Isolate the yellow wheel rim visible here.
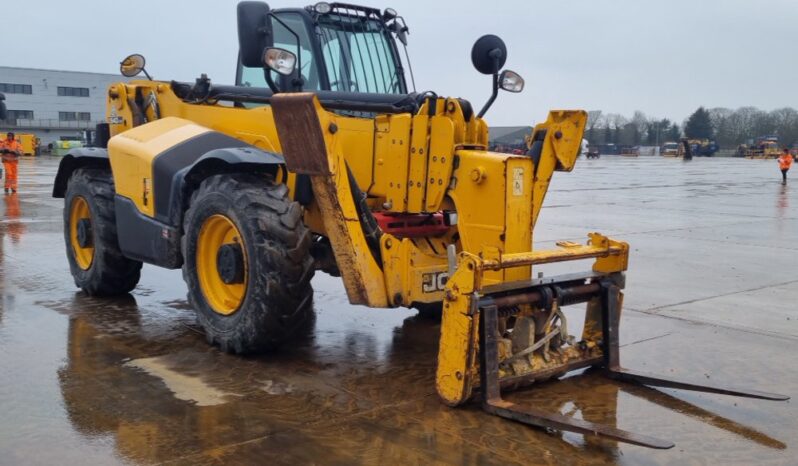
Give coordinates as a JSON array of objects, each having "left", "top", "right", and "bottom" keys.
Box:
[
  {"left": 69, "top": 196, "right": 94, "bottom": 270},
  {"left": 197, "top": 214, "right": 248, "bottom": 315}
]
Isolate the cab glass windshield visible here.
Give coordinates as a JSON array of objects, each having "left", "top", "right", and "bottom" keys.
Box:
[
  {"left": 238, "top": 11, "right": 404, "bottom": 94},
  {"left": 318, "top": 14, "right": 404, "bottom": 94}
]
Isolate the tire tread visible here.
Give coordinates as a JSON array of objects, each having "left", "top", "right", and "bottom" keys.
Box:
[
  {"left": 64, "top": 168, "right": 142, "bottom": 296},
  {"left": 182, "top": 173, "right": 314, "bottom": 353}
]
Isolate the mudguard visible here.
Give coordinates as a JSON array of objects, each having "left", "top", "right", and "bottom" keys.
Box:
[
  {"left": 56, "top": 118, "right": 286, "bottom": 268},
  {"left": 52, "top": 148, "right": 110, "bottom": 198},
  {"left": 106, "top": 117, "right": 284, "bottom": 226},
  {"left": 166, "top": 145, "right": 284, "bottom": 225},
  {"left": 114, "top": 145, "right": 284, "bottom": 269}
]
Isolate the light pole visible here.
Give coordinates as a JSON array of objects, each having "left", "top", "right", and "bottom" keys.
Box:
[{"left": 654, "top": 123, "right": 661, "bottom": 156}]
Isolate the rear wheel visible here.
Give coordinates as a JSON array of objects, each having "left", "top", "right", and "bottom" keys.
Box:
[
  {"left": 182, "top": 174, "right": 315, "bottom": 353},
  {"left": 63, "top": 168, "right": 142, "bottom": 295}
]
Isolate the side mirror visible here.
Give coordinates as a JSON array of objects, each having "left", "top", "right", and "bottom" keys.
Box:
[
  {"left": 120, "top": 54, "right": 149, "bottom": 78},
  {"left": 471, "top": 34, "right": 507, "bottom": 75},
  {"left": 0, "top": 93, "right": 6, "bottom": 121},
  {"left": 263, "top": 47, "right": 296, "bottom": 76},
  {"left": 238, "top": 1, "right": 272, "bottom": 68},
  {"left": 499, "top": 70, "right": 524, "bottom": 93},
  {"left": 472, "top": 34, "right": 511, "bottom": 118}
]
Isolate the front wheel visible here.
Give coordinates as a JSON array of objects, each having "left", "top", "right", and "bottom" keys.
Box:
[
  {"left": 63, "top": 168, "right": 142, "bottom": 295},
  {"left": 182, "top": 174, "right": 315, "bottom": 354}
]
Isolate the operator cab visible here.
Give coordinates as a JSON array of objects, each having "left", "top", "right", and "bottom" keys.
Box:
[
  {"left": 237, "top": 2, "right": 411, "bottom": 95},
  {"left": 119, "top": 2, "right": 524, "bottom": 118}
]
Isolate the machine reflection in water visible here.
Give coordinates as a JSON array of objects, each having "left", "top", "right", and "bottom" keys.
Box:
[{"left": 55, "top": 293, "right": 786, "bottom": 464}]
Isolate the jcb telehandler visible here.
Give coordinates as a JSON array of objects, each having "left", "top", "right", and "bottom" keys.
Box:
[{"left": 53, "top": 1, "right": 787, "bottom": 449}]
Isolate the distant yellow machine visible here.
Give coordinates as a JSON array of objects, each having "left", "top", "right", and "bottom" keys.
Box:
[
  {"left": 17, "top": 133, "right": 39, "bottom": 156},
  {"left": 51, "top": 1, "right": 787, "bottom": 449},
  {"left": 677, "top": 138, "right": 719, "bottom": 157},
  {"left": 744, "top": 140, "right": 781, "bottom": 159}
]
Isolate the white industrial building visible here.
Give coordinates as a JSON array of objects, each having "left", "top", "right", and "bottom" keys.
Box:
[{"left": 0, "top": 66, "right": 126, "bottom": 146}]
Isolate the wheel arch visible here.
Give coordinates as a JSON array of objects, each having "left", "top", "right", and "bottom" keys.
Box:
[
  {"left": 52, "top": 148, "right": 111, "bottom": 198},
  {"left": 165, "top": 146, "right": 286, "bottom": 226},
  {"left": 112, "top": 144, "right": 286, "bottom": 268}
]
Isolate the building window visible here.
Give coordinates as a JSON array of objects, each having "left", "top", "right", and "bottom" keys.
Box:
[
  {"left": 6, "top": 110, "right": 34, "bottom": 120},
  {"left": 59, "top": 111, "right": 92, "bottom": 121},
  {"left": 0, "top": 83, "right": 33, "bottom": 94},
  {"left": 57, "top": 86, "right": 90, "bottom": 97}
]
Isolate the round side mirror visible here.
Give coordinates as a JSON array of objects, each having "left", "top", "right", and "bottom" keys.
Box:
[
  {"left": 471, "top": 35, "right": 507, "bottom": 75},
  {"left": 120, "top": 54, "right": 146, "bottom": 77}
]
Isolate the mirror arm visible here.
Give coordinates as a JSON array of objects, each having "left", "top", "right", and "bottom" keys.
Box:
[
  {"left": 477, "top": 72, "right": 499, "bottom": 118},
  {"left": 268, "top": 12, "right": 302, "bottom": 92},
  {"left": 477, "top": 51, "right": 502, "bottom": 118},
  {"left": 264, "top": 69, "right": 280, "bottom": 93},
  {"left": 264, "top": 12, "right": 279, "bottom": 48},
  {"left": 290, "top": 73, "right": 304, "bottom": 92}
]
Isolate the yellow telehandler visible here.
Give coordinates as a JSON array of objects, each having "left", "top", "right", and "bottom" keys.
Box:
[{"left": 52, "top": 1, "right": 787, "bottom": 449}]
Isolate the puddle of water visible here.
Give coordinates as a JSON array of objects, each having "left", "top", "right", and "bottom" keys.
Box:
[
  {"left": 259, "top": 379, "right": 294, "bottom": 395},
  {"left": 2, "top": 156, "right": 797, "bottom": 465},
  {"left": 125, "top": 356, "right": 236, "bottom": 406}
]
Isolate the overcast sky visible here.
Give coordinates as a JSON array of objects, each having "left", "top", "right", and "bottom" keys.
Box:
[{"left": 6, "top": 0, "right": 797, "bottom": 126}]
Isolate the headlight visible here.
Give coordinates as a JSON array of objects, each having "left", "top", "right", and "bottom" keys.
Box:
[
  {"left": 263, "top": 48, "right": 297, "bottom": 76},
  {"left": 499, "top": 70, "right": 524, "bottom": 93},
  {"left": 314, "top": 2, "right": 332, "bottom": 14}
]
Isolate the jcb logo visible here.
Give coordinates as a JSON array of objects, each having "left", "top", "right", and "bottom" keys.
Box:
[{"left": 422, "top": 272, "right": 449, "bottom": 293}]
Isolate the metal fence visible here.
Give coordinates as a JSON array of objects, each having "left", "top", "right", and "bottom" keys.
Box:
[{"left": 0, "top": 118, "right": 101, "bottom": 130}]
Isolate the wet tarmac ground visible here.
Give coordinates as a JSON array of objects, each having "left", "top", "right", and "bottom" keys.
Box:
[{"left": 0, "top": 155, "right": 796, "bottom": 465}]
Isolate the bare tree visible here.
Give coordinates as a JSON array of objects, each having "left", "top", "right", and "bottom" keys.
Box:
[
  {"left": 708, "top": 108, "right": 733, "bottom": 146},
  {"left": 587, "top": 110, "right": 603, "bottom": 129},
  {"left": 604, "top": 114, "right": 629, "bottom": 144},
  {"left": 586, "top": 110, "right": 604, "bottom": 144},
  {"left": 584, "top": 107, "right": 798, "bottom": 149},
  {"left": 631, "top": 111, "right": 648, "bottom": 145},
  {"left": 771, "top": 107, "right": 798, "bottom": 146}
]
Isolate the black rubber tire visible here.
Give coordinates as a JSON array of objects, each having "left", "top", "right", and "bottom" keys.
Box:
[
  {"left": 63, "top": 168, "right": 142, "bottom": 295},
  {"left": 182, "top": 173, "right": 315, "bottom": 354}
]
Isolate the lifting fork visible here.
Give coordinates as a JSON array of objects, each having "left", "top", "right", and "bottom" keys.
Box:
[{"left": 477, "top": 280, "right": 789, "bottom": 450}]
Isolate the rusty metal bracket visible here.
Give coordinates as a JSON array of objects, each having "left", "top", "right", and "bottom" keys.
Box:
[
  {"left": 270, "top": 93, "right": 388, "bottom": 307},
  {"left": 270, "top": 92, "right": 332, "bottom": 176}
]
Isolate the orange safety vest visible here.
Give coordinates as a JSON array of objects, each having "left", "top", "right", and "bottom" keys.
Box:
[
  {"left": 1, "top": 139, "right": 21, "bottom": 163},
  {"left": 779, "top": 154, "right": 793, "bottom": 170}
]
